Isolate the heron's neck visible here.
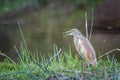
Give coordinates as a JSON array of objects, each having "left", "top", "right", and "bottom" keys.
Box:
[{"left": 73, "top": 33, "right": 85, "bottom": 39}]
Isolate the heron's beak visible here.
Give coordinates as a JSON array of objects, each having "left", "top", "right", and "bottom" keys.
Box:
[{"left": 62, "top": 30, "right": 72, "bottom": 37}]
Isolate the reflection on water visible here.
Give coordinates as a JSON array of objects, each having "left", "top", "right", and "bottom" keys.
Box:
[{"left": 91, "top": 30, "right": 120, "bottom": 61}]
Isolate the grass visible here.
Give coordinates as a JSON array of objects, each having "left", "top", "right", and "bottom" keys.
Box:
[{"left": 0, "top": 44, "right": 120, "bottom": 80}]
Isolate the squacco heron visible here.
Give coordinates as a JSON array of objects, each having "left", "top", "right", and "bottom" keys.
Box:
[{"left": 63, "top": 29, "right": 97, "bottom": 66}]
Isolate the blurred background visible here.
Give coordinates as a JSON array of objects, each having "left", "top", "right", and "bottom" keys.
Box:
[{"left": 0, "top": 0, "right": 120, "bottom": 61}]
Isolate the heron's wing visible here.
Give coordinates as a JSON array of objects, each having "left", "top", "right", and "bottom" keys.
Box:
[{"left": 82, "top": 38, "right": 96, "bottom": 62}]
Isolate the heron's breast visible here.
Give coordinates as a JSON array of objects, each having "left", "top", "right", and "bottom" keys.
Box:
[{"left": 75, "top": 39, "right": 87, "bottom": 54}]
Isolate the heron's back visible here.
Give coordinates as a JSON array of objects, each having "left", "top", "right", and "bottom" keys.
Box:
[{"left": 82, "top": 38, "right": 97, "bottom": 66}]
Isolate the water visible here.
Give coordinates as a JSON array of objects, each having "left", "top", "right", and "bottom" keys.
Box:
[{"left": 0, "top": 10, "right": 120, "bottom": 61}]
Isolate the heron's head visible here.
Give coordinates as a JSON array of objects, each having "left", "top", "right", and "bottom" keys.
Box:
[{"left": 63, "top": 28, "right": 81, "bottom": 37}]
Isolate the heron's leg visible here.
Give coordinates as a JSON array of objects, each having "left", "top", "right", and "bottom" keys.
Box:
[
  {"left": 81, "top": 59, "right": 88, "bottom": 80},
  {"left": 81, "top": 58, "right": 85, "bottom": 80},
  {"left": 87, "top": 63, "right": 90, "bottom": 72}
]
